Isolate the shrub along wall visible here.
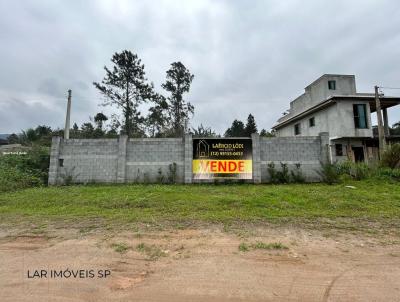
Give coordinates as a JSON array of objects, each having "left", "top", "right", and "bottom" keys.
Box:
[
  {"left": 48, "top": 133, "right": 330, "bottom": 185},
  {"left": 0, "top": 146, "right": 50, "bottom": 192}
]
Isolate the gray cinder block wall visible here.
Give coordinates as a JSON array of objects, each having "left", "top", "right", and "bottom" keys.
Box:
[
  {"left": 259, "top": 132, "right": 329, "bottom": 182},
  {"left": 125, "top": 138, "right": 184, "bottom": 183},
  {"left": 48, "top": 132, "right": 330, "bottom": 185}
]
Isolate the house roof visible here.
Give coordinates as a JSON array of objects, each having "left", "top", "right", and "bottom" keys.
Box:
[
  {"left": 272, "top": 94, "right": 400, "bottom": 130},
  {"left": 304, "top": 74, "right": 355, "bottom": 90}
]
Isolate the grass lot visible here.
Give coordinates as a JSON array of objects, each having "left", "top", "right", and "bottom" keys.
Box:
[{"left": 0, "top": 179, "right": 399, "bottom": 230}]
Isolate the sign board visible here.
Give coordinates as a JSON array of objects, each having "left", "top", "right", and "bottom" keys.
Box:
[{"left": 192, "top": 138, "right": 252, "bottom": 179}]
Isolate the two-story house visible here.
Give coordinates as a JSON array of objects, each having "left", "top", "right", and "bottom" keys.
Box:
[{"left": 272, "top": 74, "right": 400, "bottom": 163}]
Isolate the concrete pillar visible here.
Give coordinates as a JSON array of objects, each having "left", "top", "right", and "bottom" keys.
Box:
[
  {"left": 319, "top": 132, "right": 330, "bottom": 164},
  {"left": 184, "top": 134, "right": 193, "bottom": 184},
  {"left": 116, "top": 135, "right": 128, "bottom": 183},
  {"left": 251, "top": 133, "right": 261, "bottom": 184},
  {"left": 48, "top": 136, "right": 61, "bottom": 185},
  {"left": 64, "top": 90, "right": 72, "bottom": 139},
  {"left": 383, "top": 108, "right": 390, "bottom": 137}
]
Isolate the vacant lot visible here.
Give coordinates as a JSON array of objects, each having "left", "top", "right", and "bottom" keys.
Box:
[{"left": 1, "top": 180, "right": 400, "bottom": 301}]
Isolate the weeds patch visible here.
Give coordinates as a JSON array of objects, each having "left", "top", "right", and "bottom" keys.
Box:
[
  {"left": 251, "top": 242, "right": 288, "bottom": 250},
  {"left": 136, "top": 243, "right": 167, "bottom": 260},
  {"left": 239, "top": 241, "right": 288, "bottom": 252},
  {"left": 238, "top": 242, "right": 250, "bottom": 252},
  {"left": 111, "top": 242, "right": 130, "bottom": 253}
]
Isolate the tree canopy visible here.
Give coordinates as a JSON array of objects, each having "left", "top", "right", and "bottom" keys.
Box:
[
  {"left": 93, "top": 50, "right": 157, "bottom": 137},
  {"left": 244, "top": 114, "right": 258, "bottom": 137},
  {"left": 225, "top": 114, "right": 260, "bottom": 137},
  {"left": 162, "top": 62, "right": 194, "bottom": 136},
  {"left": 225, "top": 119, "right": 246, "bottom": 137},
  {"left": 191, "top": 124, "right": 218, "bottom": 137}
]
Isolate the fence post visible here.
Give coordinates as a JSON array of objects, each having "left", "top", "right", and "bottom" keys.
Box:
[
  {"left": 48, "top": 136, "right": 61, "bottom": 185},
  {"left": 117, "top": 135, "right": 128, "bottom": 183},
  {"left": 319, "top": 132, "right": 330, "bottom": 164},
  {"left": 251, "top": 133, "right": 261, "bottom": 184},
  {"left": 184, "top": 134, "right": 193, "bottom": 184}
]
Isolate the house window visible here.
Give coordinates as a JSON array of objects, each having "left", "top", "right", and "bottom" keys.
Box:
[
  {"left": 309, "top": 117, "right": 315, "bottom": 127},
  {"left": 294, "top": 123, "right": 301, "bottom": 135},
  {"left": 328, "top": 80, "right": 336, "bottom": 90},
  {"left": 58, "top": 158, "right": 64, "bottom": 167},
  {"left": 335, "top": 144, "right": 343, "bottom": 156},
  {"left": 353, "top": 104, "right": 368, "bottom": 129}
]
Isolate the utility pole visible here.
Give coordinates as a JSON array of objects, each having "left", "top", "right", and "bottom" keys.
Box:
[
  {"left": 64, "top": 89, "right": 72, "bottom": 139},
  {"left": 374, "top": 85, "right": 386, "bottom": 157}
]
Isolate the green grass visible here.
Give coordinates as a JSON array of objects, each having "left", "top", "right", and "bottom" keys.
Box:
[
  {"left": 111, "top": 242, "right": 130, "bottom": 253},
  {"left": 239, "top": 242, "right": 288, "bottom": 252},
  {"left": 251, "top": 242, "right": 288, "bottom": 250},
  {"left": 239, "top": 242, "right": 249, "bottom": 252},
  {"left": 136, "top": 243, "right": 167, "bottom": 260},
  {"left": 0, "top": 179, "right": 399, "bottom": 228}
]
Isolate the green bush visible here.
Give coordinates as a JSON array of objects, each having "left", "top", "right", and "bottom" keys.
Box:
[
  {"left": 381, "top": 143, "right": 400, "bottom": 169},
  {"left": 336, "top": 160, "right": 400, "bottom": 182},
  {"left": 0, "top": 146, "right": 50, "bottom": 192},
  {"left": 268, "top": 162, "right": 303, "bottom": 183},
  {"left": 337, "top": 161, "right": 371, "bottom": 180},
  {"left": 376, "top": 167, "right": 400, "bottom": 180},
  {"left": 267, "top": 162, "right": 278, "bottom": 183},
  {"left": 168, "top": 162, "right": 178, "bottom": 184},
  {"left": 290, "top": 163, "right": 305, "bottom": 183},
  {"left": 318, "top": 162, "right": 340, "bottom": 184},
  {"left": 276, "top": 162, "right": 290, "bottom": 183},
  {"left": 0, "top": 163, "right": 42, "bottom": 192}
]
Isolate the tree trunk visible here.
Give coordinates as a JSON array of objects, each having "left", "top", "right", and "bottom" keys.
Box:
[{"left": 125, "top": 80, "right": 131, "bottom": 137}]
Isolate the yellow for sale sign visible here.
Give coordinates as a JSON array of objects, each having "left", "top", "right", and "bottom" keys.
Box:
[{"left": 192, "top": 139, "right": 252, "bottom": 180}]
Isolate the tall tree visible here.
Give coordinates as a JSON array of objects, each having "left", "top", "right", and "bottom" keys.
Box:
[
  {"left": 93, "top": 50, "right": 155, "bottom": 137},
  {"left": 162, "top": 62, "right": 194, "bottom": 136},
  {"left": 260, "top": 129, "right": 275, "bottom": 137},
  {"left": 191, "top": 124, "right": 218, "bottom": 137},
  {"left": 71, "top": 123, "right": 80, "bottom": 138},
  {"left": 35, "top": 125, "right": 52, "bottom": 137},
  {"left": 107, "top": 114, "right": 122, "bottom": 135},
  {"left": 81, "top": 122, "right": 95, "bottom": 138},
  {"left": 146, "top": 95, "right": 169, "bottom": 137},
  {"left": 72, "top": 123, "right": 79, "bottom": 132},
  {"left": 20, "top": 128, "right": 38, "bottom": 145},
  {"left": 7, "top": 133, "right": 19, "bottom": 144},
  {"left": 244, "top": 114, "right": 258, "bottom": 137},
  {"left": 94, "top": 113, "right": 108, "bottom": 130},
  {"left": 224, "top": 119, "right": 246, "bottom": 137}
]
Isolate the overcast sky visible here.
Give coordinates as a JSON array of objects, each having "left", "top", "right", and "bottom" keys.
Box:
[{"left": 0, "top": 0, "right": 399, "bottom": 135}]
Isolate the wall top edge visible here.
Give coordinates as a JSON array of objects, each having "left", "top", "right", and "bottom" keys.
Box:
[
  {"left": 128, "top": 138, "right": 183, "bottom": 142},
  {"left": 192, "top": 137, "right": 252, "bottom": 140}
]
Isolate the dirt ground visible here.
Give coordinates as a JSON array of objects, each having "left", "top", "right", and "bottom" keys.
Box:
[{"left": 1, "top": 225, "right": 400, "bottom": 302}]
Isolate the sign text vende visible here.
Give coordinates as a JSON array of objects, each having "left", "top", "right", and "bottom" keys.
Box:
[{"left": 193, "top": 160, "right": 252, "bottom": 174}]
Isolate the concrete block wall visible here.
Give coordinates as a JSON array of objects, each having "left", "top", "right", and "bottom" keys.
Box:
[
  {"left": 251, "top": 133, "right": 262, "bottom": 184},
  {"left": 125, "top": 138, "right": 184, "bottom": 183},
  {"left": 48, "top": 133, "right": 328, "bottom": 185},
  {"left": 259, "top": 134, "right": 326, "bottom": 182},
  {"left": 53, "top": 138, "right": 119, "bottom": 184}
]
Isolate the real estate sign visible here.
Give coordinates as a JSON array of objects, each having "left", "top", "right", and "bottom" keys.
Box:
[{"left": 192, "top": 138, "right": 252, "bottom": 179}]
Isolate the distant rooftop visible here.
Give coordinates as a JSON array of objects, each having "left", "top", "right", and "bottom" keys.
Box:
[{"left": 304, "top": 74, "right": 355, "bottom": 89}]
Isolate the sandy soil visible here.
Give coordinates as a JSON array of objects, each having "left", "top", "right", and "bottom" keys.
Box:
[{"left": 0, "top": 226, "right": 400, "bottom": 302}]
